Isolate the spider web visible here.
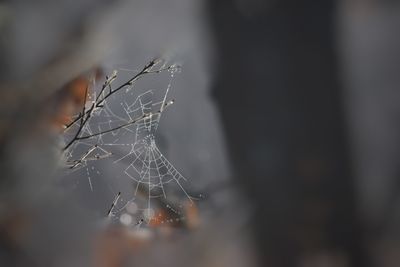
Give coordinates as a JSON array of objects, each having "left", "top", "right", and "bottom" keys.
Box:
[
  {"left": 114, "top": 90, "right": 193, "bottom": 214},
  {"left": 62, "top": 63, "right": 194, "bottom": 225}
]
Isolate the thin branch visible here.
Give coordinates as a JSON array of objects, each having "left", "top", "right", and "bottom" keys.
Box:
[
  {"left": 67, "top": 144, "right": 113, "bottom": 169},
  {"left": 63, "top": 59, "right": 173, "bottom": 150},
  {"left": 95, "top": 70, "right": 117, "bottom": 103},
  {"left": 63, "top": 103, "right": 94, "bottom": 150},
  {"left": 63, "top": 85, "right": 89, "bottom": 129},
  {"left": 94, "top": 59, "right": 165, "bottom": 108},
  {"left": 107, "top": 192, "right": 121, "bottom": 217},
  {"left": 75, "top": 100, "right": 173, "bottom": 141},
  {"left": 64, "top": 59, "right": 167, "bottom": 131}
]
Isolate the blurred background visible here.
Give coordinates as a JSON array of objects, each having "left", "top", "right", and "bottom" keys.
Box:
[{"left": 1, "top": 0, "right": 400, "bottom": 266}]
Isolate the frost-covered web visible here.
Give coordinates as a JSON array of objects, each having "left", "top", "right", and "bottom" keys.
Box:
[
  {"left": 113, "top": 89, "right": 193, "bottom": 217},
  {"left": 62, "top": 61, "right": 195, "bottom": 226}
]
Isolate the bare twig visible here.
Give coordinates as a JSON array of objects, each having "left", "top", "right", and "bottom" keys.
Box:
[
  {"left": 74, "top": 100, "right": 174, "bottom": 141},
  {"left": 67, "top": 144, "right": 113, "bottom": 169},
  {"left": 107, "top": 192, "right": 121, "bottom": 217},
  {"left": 63, "top": 103, "right": 94, "bottom": 150},
  {"left": 63, "top": 59, "right": 174, "bottom": 150}
]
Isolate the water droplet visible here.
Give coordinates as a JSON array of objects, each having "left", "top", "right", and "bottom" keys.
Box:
[
  {"left": 126, "top": 202, "right": 138, "bottom": 214},
  {"left": 120, "top": 213, "right": 132, "bottom": 226}
]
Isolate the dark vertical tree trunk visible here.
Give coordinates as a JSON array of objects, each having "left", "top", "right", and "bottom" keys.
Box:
[{"left": 207, "top": 1, "right": 366, "bottom": 266}]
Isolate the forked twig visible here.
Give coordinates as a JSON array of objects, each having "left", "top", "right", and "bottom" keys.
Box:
[{"left": 63, "top": 59, "right": 175, "bottom": 151}]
